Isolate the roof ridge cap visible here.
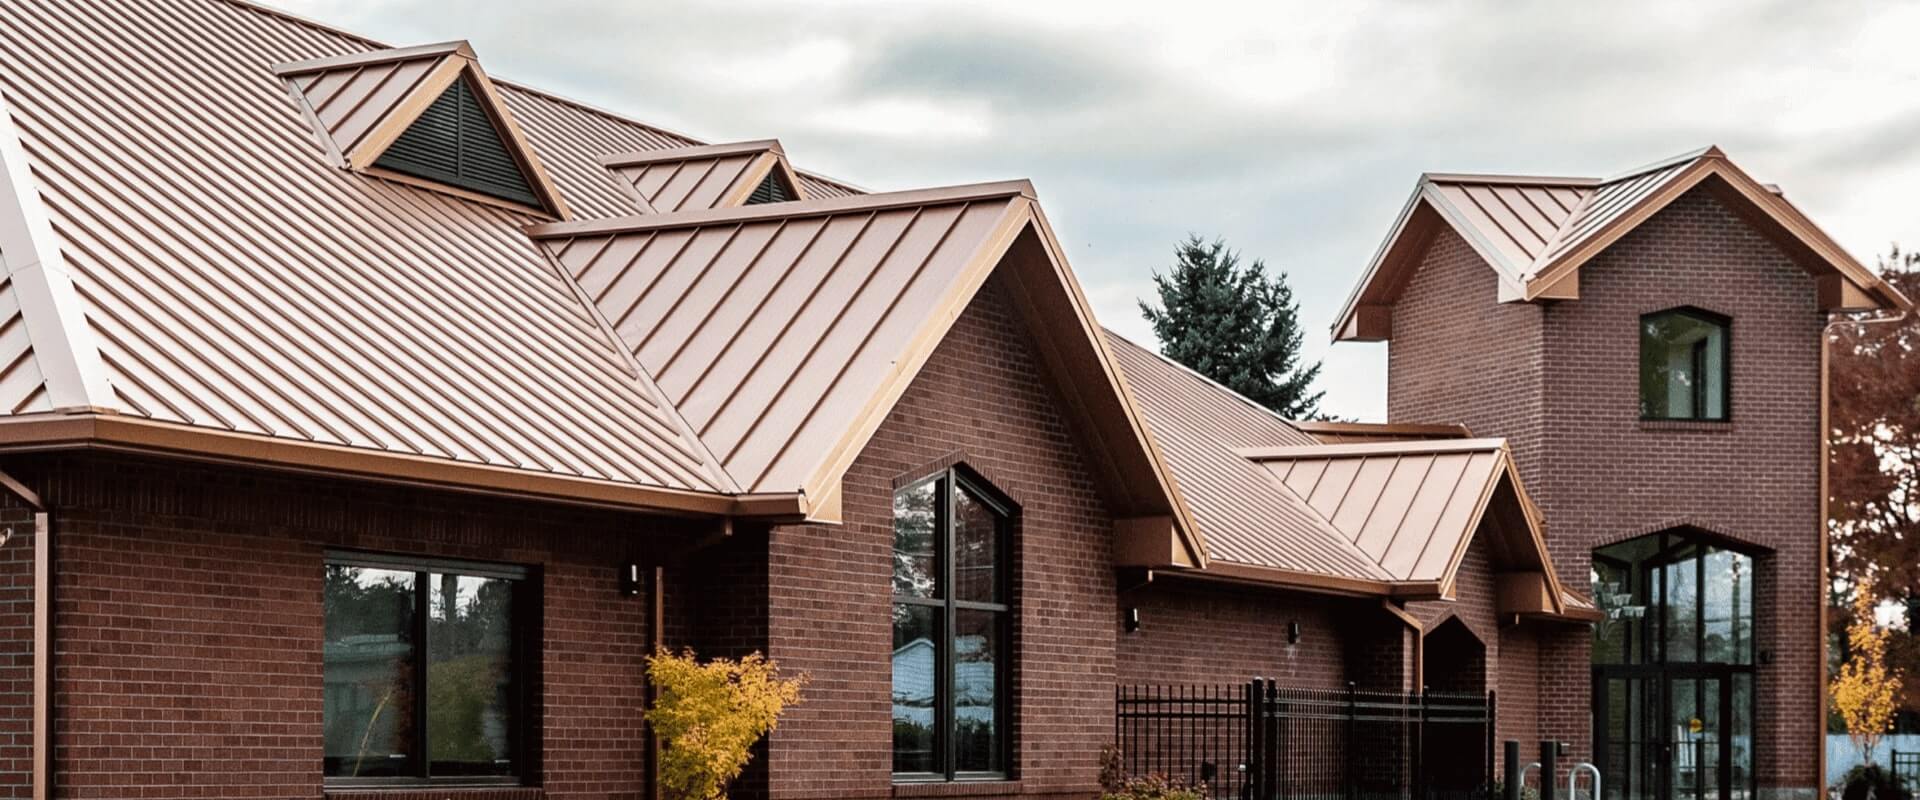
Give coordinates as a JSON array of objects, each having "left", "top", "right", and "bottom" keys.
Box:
[
  {"left": 527, "top": 180, "right": 1036, "bottom": 239},
  {"left": 1599, "top": 145, "right": 1718, "bottom": 184},
  {"left": 1421, "top": 172, "right": 1600, "bottom": 187},
  {"left": 599, "top": 139, "right": 785, "bottom": 168}
]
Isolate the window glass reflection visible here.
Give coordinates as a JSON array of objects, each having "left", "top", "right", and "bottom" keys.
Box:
[{"left": 324, "top": 566, "right": 417, "bottom": 779}]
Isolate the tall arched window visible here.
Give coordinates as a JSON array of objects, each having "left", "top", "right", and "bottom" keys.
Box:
[
  {"left": 1640, "top": 307, "right": 1730, "bottom": 421},
  {"left": 891, "top": 466, "right": 1013, "bottom": 781}
]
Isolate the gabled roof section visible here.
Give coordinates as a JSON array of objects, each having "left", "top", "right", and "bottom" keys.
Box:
[
  {"left": 1238, "top": 439, "right": 1560, "bottom": 604},
  {"left": 276, "top": 41, "right": 571, "bottom": 218},
  {"left": 529, "top": 183, "right": 1203, "bottom": 561},
  {"left": 1105, "top": 332, "right": 1392, "bottom": 586},
  {"left": 1336, "top": 146, "right": 1911, "bottom": 341},
  {"left": 600, "top": 140, "right": 808, "bottom": 214},
  {"left": 0, "top": 1, "right": 752, "bottom": 515},
  {"left": 1110, "top": 333, "right": 1587, "bottom": 615}
]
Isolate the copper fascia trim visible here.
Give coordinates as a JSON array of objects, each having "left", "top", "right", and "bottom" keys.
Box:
[
  {"left": 1235, "top": 437, "right": 1509, "bottom": 461},
  {"left": 525, "top": 181, "right": 1039, "bottom": 239},
  {"left": 0, "top": 413, "right": 780, "bottom": 518},
  {"left": 598, "top": 139, "right": 785, "bottom": 168},
  {"left": 1176, "top": 559, "right": 1442, "bottom": 600},
  {"left": 1290, "top": 421, "right": 1473, "bottom": 439}
]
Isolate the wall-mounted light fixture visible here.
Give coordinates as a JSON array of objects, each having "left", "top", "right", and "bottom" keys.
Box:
[
  {"left": 1287, "top": 620, "right": 1301, "bottom": 645},
  {"left": 1124, "top": 607, "right": 1141, "bottom": 633},
  {"left": 618, "top": 562, "right": 642, "bottom": 597}
]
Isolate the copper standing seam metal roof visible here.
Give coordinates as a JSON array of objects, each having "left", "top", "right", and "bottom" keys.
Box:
[
  {"left": 0, "top": 0, "right": 1205, "bottom": 561},
  {"left": 599, "top": 140, "right": 809, "bottom": 214},
  {"left": 0, "top": 0, "right": 1673, "bottom": 603},
  {"left": 1335, "top": 146, "right": 1912, "bottom": 341}
]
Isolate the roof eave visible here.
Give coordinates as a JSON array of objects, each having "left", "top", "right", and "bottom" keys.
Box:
[{"left": 0, "top": 412, "right": 753, "bottom": 518}]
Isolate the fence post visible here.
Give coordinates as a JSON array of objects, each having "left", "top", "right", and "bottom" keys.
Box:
[
  {"left": 1503, "top": 741, "right": 1521, "bottom": 800},
  {"left": 1346, "top": 681, "right": 1357, "bottom": 800},
  {"left": 1539, "top": 741, "right": 1558, "bottom": 800},
  {"left": 1414, "top": 687, "right": 1426, "bottom": 800},
  {"left": 1486, "top": 690, "right": 1497, "bottom": 796},
  {"left": 1246, "top": 679, "right": 1262, "bottom": 800}
]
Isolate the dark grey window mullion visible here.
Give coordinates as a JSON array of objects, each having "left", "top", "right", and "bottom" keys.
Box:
[
  {"left": 939, "top": 476, "right": 955, "bottom": 780},
  {"left": 414, "top": 570, "right": 431, "bottom": 780}
]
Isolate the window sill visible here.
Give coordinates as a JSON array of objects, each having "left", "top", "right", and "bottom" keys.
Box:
[
  {"left": 325, "top": 787, "right": 541, "bottom": 800},
  {"left": 893, "top": 779, "right": 1023, "bottom": 798},
  {"left": 1637, "top": 419, "right": 1732, "bottom": 433}
]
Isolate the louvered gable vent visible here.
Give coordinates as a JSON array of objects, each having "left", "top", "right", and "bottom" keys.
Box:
[
  {"left": 374, "top": 77, "right": 541, "bottom": 207},
  {"left": 746, "top": 170, "right": 796, "bottom": 205}
]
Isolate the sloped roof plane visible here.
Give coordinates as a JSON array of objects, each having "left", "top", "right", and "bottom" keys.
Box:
[
  {"left": 1336, "top": 146, "right": 1911, "bottom": 341},
  {"left": 1109, "top": 332, "right": 1598, "bottom": 619},
  {"left": 528, "top": 184, "right": 1207, "bottom": 566},
  {"left": 600, "top": 139, "right": 808, "bottom": 214}
]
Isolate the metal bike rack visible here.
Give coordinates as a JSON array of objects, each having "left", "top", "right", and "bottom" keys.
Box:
[{"left": 1567, "top": 762, "right": 1601, "bottom": 800}]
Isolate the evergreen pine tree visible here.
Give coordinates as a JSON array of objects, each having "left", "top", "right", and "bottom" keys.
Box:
[{"left": 1139, "top": 235, "right": 1324, "bottom": 419}]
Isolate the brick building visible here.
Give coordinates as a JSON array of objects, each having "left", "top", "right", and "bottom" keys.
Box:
[{"left": 0, "top": 3, "right": 1906, "bottom": 800}]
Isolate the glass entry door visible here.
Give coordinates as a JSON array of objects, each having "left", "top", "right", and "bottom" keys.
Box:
[{"left": 1594, "top": 667, "right": 1751, "bottom": 800}]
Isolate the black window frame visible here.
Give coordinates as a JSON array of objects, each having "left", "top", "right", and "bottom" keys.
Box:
[
  {"left": 891, "top": 466, "right": 1015, "bottom": 783},
  {"left": 1639, "top": 306, "right": 1732, "bottom": 422},
  {"left": 323, "top": 550, "right": 538, "bottom": 789}
]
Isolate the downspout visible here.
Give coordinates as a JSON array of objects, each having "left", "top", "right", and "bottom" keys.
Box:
[
  {"left": 0, "top": 469, "right": 47, "bottom": 800},
  {"left": 651, "top": 564, "right": 664, "bottom": 800},
  {"left": 1819, "top": 308, "right": 1907, "bottom": 792}
]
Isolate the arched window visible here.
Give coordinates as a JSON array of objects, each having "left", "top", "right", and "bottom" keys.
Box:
[
  {"left": 891, "top": 466, "right": 1013, "bottom": 781},
  {"left": 1640, "top": 307, "right": 1730, "bottom": 421}
]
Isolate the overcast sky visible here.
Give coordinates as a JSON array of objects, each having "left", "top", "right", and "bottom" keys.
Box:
[{"left": 275, "top": 0, "right": 1920, "bottom": 420}]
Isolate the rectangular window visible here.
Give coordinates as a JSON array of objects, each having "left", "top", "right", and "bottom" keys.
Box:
[
  {"left": 892, "top": 469, "right": 1012, "bottom": 781},
  {"left": 324, "top": 552, "right": 530, "bottom": 786},
  {"left": 1640, "top": 307, "right": 1730, "bottom": 421}
]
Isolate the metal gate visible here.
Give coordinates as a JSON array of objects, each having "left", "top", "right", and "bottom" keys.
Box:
[{"left": 1116, "top": 679, "right": 1495, "bottom": 800}]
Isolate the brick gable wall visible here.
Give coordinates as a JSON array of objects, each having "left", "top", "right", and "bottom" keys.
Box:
[
  {"left": 1537, "top": 188, "right": 1821, "bottom": 791},
  {"left": 1385, "top": 186, "right": 1823, "bottom": 794},
  {"left": 759, "top": 275, "right": 1118, "bottom": 800}
]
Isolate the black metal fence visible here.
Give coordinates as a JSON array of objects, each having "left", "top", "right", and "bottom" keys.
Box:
[
  {"left": 1115, "top": 679, "right": 1495, "bottom": 800},
  {"left": 1895, "top": 750, "right": 1920, "bottom": 785}
]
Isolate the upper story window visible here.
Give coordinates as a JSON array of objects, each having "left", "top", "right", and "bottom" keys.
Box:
[
  {"left": 1640, "top": 307, "right": 1729, "bottom": 421},
  {"left": 891, "top": 467, "right": 1013, "bottom": 781},
  {"left": 324, "top": 552, "right": 530, "bottom": 787}
]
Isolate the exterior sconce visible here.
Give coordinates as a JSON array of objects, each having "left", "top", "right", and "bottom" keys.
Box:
[
  {"left": 1124, "top": 607, "right": 1141, "bottom": 633},
  {"left": 619, "top": 562, "right": 642, "bottom": 597},
  {"left": 1287, "top": 620, "right": 1301, "bottom": 644}
]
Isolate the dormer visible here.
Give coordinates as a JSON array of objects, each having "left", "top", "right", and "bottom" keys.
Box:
[
  {"left": 598, "top": 140, "right": 807, "bottom": 214},
  {"left": 275, "top": 42, "right": 570, "bottom": 218}
]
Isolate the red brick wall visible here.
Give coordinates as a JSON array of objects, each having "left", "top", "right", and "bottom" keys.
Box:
[
  {"left": 13, "top": 453, "right": 695, "bottom": 800},
  {"left": 1115, "top": 581, "right": 1353, "bottom": 689},
  {"left": 1386, "top": 228, "right": 1549, "bottom": 481},
  {"left": 1536, "top": 187, "right": 1821, "bottom": 791},
  {"left": 0, "top": 496, "right": 32, "bottom": 800},
  {"left": 1386, "top": 186, "right": 1823, "bottom": 791},
  {"left": 759, "top": 275, "right": 1117, "bottom": 800}
]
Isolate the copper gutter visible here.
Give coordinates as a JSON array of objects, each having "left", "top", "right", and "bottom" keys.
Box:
[
  {"left": 1818, "top": 309, "right": 1908, "bottom": 790},
  {"left": 0, "top": 413, "right": 814, "bottom": 520},
  {"left": 0, "top": 468, "right": 47, "bottom": 800}
]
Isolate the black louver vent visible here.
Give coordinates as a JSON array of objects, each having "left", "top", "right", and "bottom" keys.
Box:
[
  {"left": 374, "top": 78, "right": 541, "bottom": 207},
  {"left": 746, "top": 170, "right": 796, "bottom": 205}
]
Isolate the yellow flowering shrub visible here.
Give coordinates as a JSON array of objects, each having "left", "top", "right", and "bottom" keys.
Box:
[
  {"left": 646, "top": 648, "right": 807, "bottom": 800},
  {"left": 1832, "top": 588, "right": 1903, "bottom": 766}
]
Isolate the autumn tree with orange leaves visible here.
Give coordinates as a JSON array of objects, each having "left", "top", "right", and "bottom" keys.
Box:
[{"left": 1829, "top": 250, "right": 1920, "bottom": 720}]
